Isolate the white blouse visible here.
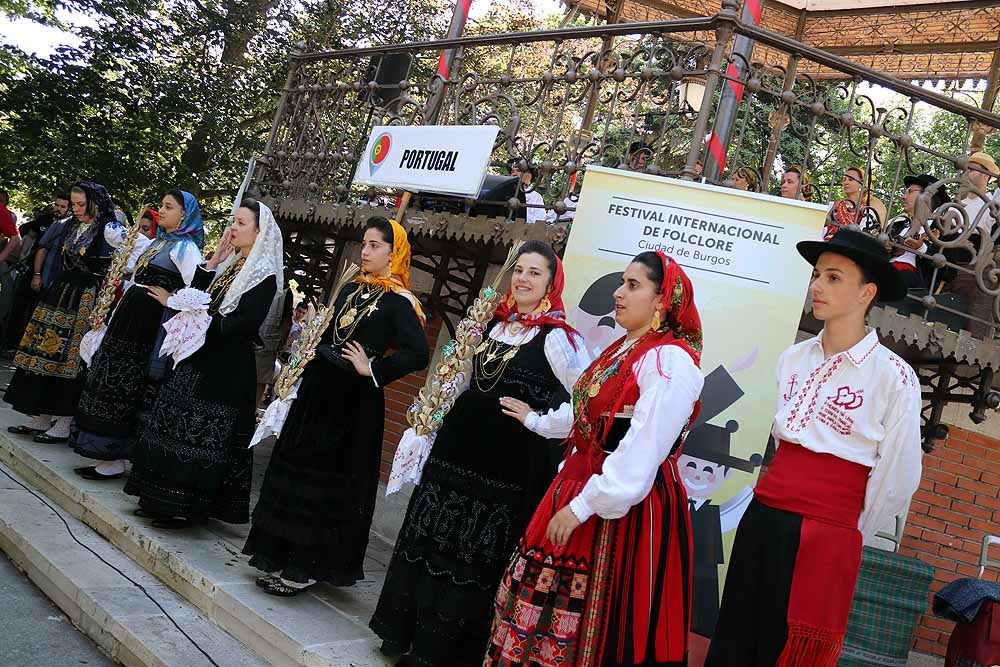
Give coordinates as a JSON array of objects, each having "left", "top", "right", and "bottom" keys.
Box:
[
  {"left": 772, "top": 328, "right": 922, "bottom": 544},
  {"left": 555, "top": 345, "right": 704, "bottom": 523}
]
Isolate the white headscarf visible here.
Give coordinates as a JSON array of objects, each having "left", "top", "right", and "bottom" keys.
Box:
[{"left": 214, "top": 201, "right": 284, "bottom": 316}]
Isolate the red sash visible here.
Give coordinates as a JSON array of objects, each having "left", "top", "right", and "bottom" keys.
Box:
[{"left": 754, "top": 441, "right": 871, "bottom": 667}]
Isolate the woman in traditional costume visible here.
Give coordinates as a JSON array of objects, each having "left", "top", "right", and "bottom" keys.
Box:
[
  {"left": 826, "top": 166, "right": 888, "bottom": 240},
  {"left": 124, "top": 198, "right": 281, "bottom": 528},
  {"left": 70, "top": 190, "right": 205, "bottom": 480},
  {"left": 138, "top": 208, "right": 159, "bottom": 239},
  {"left": 370, "top": 240, "right": 591, "bottom": 667},
  {"left": 243, "top": 216, "right": 429, "bottom": 596},
  {"left": 706, "top": 229, "right": 921, "bottom": 666},
  {"left": 5, "top": 181, "right": 121, "bottom": 443},
  {"left": 484, "top": 250, "right": 704, "bottom": 667}
]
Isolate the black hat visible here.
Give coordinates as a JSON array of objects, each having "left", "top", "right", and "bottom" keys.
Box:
[
  {"left": 903, "top": 173, "right": 950, "bottom": 211},
  {"left": 797, "top": 228, "right": 907, "bottom": 302}
]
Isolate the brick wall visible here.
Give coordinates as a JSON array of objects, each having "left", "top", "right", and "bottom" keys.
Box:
[
  {"left": 379, "top": 315, "right": 444, "bottom": 482},
  {"left": 901, "top": 425, "right": 1000, "bottom": 656}
]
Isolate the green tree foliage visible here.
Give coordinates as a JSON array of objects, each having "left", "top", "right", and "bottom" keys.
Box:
[{"left": 0, "top": 0, "right": 447, "bottom": 238}]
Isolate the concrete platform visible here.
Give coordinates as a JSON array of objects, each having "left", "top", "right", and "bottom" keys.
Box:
[
  {"left": 0, "top": 461, "right": 268, "bottom": 667},
  {"left": 0, "top": 399, "right": 392, "bottom": 667}
]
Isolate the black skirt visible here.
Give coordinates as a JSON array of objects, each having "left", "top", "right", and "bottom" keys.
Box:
[
  {"left": 123, "top": 273, "right": 276, "bottom": 524},
  {"left": 72, "top": 265, "right": 183, "bottom": 461},
  {"left": 369, "top": 325, "right": 567, "bottom": 667},
  {"left": 242, "top": 358, "right": 387, "bottom": 584}
]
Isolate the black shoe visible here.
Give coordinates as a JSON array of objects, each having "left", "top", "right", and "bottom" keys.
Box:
[
  {"left": 74, "top": 466, "right": 124, "bottom": 481},
  {"left": 8, "top": 424, "right": 45, "bottom": 435},
  {"left": 33, "top": 433, "right": 68, "bottom": 444},
  {"left": 255, "top": 574, "right": 280, "bottom": 588},
  {"left": 263, "top": 579, "right": 309, "bottom": 597}
]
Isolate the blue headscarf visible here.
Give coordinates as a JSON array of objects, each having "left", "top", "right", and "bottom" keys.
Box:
[{"left": 157, "top": 190, "right": 205, "bottom": 259}]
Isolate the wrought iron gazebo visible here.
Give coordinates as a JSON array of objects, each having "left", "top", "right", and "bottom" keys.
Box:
[{"left": 250, "top": 0, "right": 1000, "bottom": 447}]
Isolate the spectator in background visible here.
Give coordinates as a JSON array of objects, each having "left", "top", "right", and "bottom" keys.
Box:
[
  {"left": 626, "top": 141, "right": 653, "bottom": 171},
  {"left": 884, "top": 174, "right": 947, "bottom": 291},
  {"left": 732, "top": 166, "right": 761, "bottom": 193},
  {"left": 780, "top": 165, "right": 813, "bottom": 202},
  {"left": 960, "top": 151, "right": 999, "bottom": 238},
  {"left": 511, "top": 162, "right": 548, "bottom": 225},
  {"left": 0, "top": 189, "right": 24, "bottom": 341},
  {"left": 4, "top": 194, "right": 71, "bottom": 350}
]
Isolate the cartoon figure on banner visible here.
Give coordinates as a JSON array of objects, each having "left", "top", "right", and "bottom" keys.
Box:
[
  {"left": 570, "top": 272, "right": 625, "bottom": 357},
  {"left": 679, "top": 362, "right": 763, "bottom": 645}
]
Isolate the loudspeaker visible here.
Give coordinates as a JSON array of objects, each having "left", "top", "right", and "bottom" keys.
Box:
[
  {"left": 361, "top": 53, "right": 413, "bottom": 108},
  {"left": 417, "top": 175, "right": 524, "bottom": 219}
]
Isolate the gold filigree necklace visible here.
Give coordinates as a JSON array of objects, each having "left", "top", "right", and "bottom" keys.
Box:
[
  {"left": 209, "top": 257, "right": 245, "bottom": 301},
  {"left": 333, "top": 284, "right": 385, "bottom": 344},
  {"left": 473, "top": 325, "right": 526, "bottom": 393}
]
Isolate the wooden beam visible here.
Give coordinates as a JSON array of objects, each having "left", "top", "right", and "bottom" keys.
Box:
[
  {"left": 822, "top": 41, "right": 998, "bottom": 58},
  {"left": 795, "top": 0, "right": 1000, "bottom": 19}
]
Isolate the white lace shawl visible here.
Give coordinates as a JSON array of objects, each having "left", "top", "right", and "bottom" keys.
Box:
[{"left": 213, "top": 201, "right": 284, "bottom": 315}]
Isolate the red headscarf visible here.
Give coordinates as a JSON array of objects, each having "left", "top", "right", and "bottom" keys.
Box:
[
  {"left": 571, "top": 251, "right": 702, "bottom": 458},
  {"left": 142, "top": 208, "right": 160, "bottom": 234},
  {"left": 493, "top": 252, "right": 580, "bottom": 345}
]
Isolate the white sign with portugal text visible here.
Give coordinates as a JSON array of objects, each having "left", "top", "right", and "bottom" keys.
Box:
[{"left": 353, "top": 125, "right": 500, "bottom": 196}]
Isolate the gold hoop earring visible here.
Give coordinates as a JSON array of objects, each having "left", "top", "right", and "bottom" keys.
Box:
[
  {"left": 506, "top": 293, "right": 516, "bottom": 308},
  {"left": 651, "top": 310, "right": 662, "bottom": 332},
  {"left": 538, "top": 296, "right": 552, "bottom": 313}
]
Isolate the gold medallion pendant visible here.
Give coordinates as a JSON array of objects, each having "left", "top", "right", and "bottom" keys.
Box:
[{"left": 339, "top": 308, "right": 357, "bottom": 328}]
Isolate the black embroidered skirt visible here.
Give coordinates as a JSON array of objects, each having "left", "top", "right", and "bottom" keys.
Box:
[
  {"left": 71, "top": 283, "right": 175, "bottom": 461},
  {"left": 123, "top": 336, "right": 257, "bottom": 524},
  {"left": 369, "top": 389, "right": 562, "bottom": 667}
]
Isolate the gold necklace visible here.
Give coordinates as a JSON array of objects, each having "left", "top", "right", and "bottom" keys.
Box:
[
  {"left": 209, "top": 258, "right": 245, "bottom": 301},
  {"left": 333, "top": 284, "right": 385, "bottom": 344},
  {"left": 473, "top": 326, "right": 526, "bottom": 393},
  {"left": 134, "top": 239, "right": 166, "bottom": 276}
]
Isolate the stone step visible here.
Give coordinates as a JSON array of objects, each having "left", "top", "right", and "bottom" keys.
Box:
[
  {"left": 0, "top": 461, "right": 268, "bottom": 667},
  {"left": 0, "top": 409, "right": 393, "bottom": 667}
]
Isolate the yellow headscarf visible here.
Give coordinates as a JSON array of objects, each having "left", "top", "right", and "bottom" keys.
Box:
[{"left": 356, "top": 218, "right": 426, "bottom": 324}]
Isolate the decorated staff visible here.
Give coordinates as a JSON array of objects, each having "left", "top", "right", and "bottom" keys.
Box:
[
  {"left": 250, "top": 262, "right": 360, "bottom": 447},
  {"left": 79, "top": 211, "right": 145, "bottom": 365},
  {"left": 406, "top": 240, "right": 524, "bottom": 438}
]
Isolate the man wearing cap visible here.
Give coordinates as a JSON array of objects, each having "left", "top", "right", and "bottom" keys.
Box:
[
  {"left": 962, "top": 151, "right": 999, "bottom": 237},
  {"left": 706, "top": 228, "right": 922, "bottom": 666}
]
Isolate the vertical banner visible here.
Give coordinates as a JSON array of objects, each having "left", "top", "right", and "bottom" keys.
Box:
[{"left": 561, "top": 166, "right": 826, "bottom": 653}]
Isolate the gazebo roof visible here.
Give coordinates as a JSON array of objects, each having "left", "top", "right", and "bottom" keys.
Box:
[{"left": 566, "top": 0, "right": 1000, "bottom": 81}]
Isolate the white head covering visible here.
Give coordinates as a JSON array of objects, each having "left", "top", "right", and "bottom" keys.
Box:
[{"left": 214, "top": 201, "right": 284, "bottom": 316}]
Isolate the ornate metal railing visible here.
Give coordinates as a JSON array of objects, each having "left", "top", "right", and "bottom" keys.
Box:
[{"left": 254, "top": 1, "right": 1000, "bottom": 344}]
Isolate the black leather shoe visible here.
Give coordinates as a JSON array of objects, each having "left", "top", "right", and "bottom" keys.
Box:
[
  {"left": 8, "top": 424, "right": 45, "bottom": 435},
  {"left": 33, "top": 433, "right": 69, "bottom": 444},
  {"left": 74, "top": 466, "right": 124, "bottom": 481}
]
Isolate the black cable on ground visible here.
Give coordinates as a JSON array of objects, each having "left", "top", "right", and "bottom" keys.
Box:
[{"left": 0, "top": 465, "right": 221, "bottom": 667}]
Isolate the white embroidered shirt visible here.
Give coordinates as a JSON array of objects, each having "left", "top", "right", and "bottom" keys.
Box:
[{"left": 772, "top": 328, "right": 922, "bottom": 544}]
